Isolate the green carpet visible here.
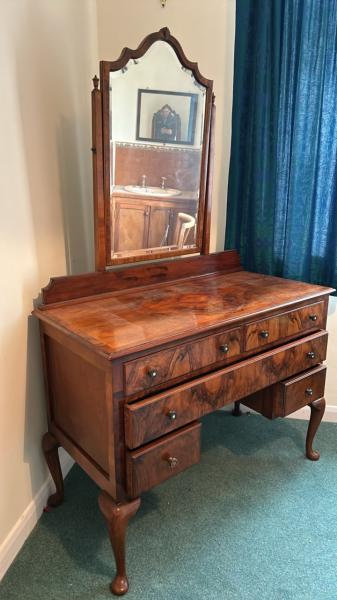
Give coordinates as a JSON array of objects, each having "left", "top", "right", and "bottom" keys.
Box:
[{"left": 1, "top": 412, "right": 337, "bottom": 600}]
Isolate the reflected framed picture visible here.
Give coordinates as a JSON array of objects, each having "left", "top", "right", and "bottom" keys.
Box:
[{"left": 136, "top": 89, "right": 198, "bottom": 145}]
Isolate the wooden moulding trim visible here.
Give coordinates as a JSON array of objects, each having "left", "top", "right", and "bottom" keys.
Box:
[
  {"left": 40, "top": 250, "right": 242, "bottom": 305},
  {"left": 92, "top": 83, "right": 106, "bottom": 270},
  {"left": 202, "top": 95, "right": 216, "bottom": 253}
]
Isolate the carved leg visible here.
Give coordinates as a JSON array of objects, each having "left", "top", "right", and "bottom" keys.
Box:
[
  {"left": 306, "top": 397, "right": 325, "bottom": 461},
  {"left": 98, "top": 491, "right": 141, "bottom": 596},
  {"left": 232, "top": 401, "right": 242, "bottom": 417},
  {"left": 42, "top": 432, "right": 64, "bottom": 507}
]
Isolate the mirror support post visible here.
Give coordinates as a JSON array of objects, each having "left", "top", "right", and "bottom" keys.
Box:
[
  {"left": 202, "top": 94, "right": 216, "bottom": 254},
  {"left": 92, "top": 76, "right": 106, "bottom": 271}
]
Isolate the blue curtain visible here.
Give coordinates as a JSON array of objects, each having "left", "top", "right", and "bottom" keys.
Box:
[{"left": 225, "top": 0, "right": 337, "bottom": 290}]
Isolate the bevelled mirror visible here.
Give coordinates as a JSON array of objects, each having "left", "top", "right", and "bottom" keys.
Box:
[{"left": 92, "top": 27, "right": 214, "bottom": 269}]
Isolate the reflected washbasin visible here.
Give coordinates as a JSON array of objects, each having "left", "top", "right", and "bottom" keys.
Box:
[{"left": 123, "top": 185, "right": 181, "bottom": 197}]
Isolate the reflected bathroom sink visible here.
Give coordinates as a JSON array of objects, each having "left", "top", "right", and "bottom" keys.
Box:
[{"left": 123, "top": 185, "right": 181, "bottom": 197}]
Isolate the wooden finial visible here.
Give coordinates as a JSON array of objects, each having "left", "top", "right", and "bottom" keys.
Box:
[
  {"left": 160, "top": 27, "right": 170, "bottom": 39},
  {"left": 93, "top": 75, "right": 99, "bottom": 90}
]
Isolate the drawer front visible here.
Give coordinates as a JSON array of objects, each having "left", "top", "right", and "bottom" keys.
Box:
[
  {"left": 241, "top": 365, "right": 327, "bottom": 419},
  {"left": 125, "top": 330, "right": 328, "bottom": 449},
  {"left": 126, "top": 422, "right": 201, "bottom": 498},
  {"left": 276, "top": 365, "right": 326, "bottom": 417},
  {"left": 244, "top": 301, "right": 325, "bottom": 351},
  {"left": 124, "top": 327, "right": 242, "bottom": 397}
]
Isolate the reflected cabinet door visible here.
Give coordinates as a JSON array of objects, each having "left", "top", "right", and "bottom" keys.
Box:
[
  {"left": 148, "top": 207, "right": 171, "bottom": 248},
  {"left": 113, "top": 199, "right": 149, "bottom": 253}
]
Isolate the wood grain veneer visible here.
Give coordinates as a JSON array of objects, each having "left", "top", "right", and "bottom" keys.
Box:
[
  {"left": 124, "top": 331, "right": 328, "bottom": 448},
  {"left": 126, "top": 422, "right": 201, "bottom": 497},
  {"left": 36, "top": 269, "right": 332, "bottom": 358}
]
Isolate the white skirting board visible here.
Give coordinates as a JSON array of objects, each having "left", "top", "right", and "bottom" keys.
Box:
[
  {"left": 1, "top": 405, "right": 337, "bottom": 581},
  {"left": 0, "top": 449, "right": 74, "bottom": 582}
]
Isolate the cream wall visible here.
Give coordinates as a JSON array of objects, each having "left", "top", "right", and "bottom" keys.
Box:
[{"left": 0, "top": 0, "right": 97, "bottom": 554}]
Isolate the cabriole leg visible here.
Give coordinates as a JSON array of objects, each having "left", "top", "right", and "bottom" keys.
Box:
[
  {"left": 306, "top": 397, "right": 325, "bottom": 461},
  {"left": 98, "top": 491, "right": 141, "bottom": 596},
  {"left": 42, "top": 432, "right": 64, "bottom": 507}
]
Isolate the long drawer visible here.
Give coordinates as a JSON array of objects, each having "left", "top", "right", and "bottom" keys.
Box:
[
  {"left": 126, "top": 422, "right": 201, "bottom": 498},
  {"left": 125, "top": 330, "right": 328, "bottom": 449}
]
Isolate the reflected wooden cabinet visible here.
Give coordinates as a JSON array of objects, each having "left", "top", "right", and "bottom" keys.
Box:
[{"left": 112, "top": 193, "right": 197, "bottom": 255}]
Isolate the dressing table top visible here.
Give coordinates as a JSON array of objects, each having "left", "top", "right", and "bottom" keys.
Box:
[{"left": 36, "top": 269, "right": 332, "bottom": 359}]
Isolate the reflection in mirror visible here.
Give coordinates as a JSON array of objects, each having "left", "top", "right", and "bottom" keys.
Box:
[{"left": 109, "top": 41, "right": 206, "bottom": 261}]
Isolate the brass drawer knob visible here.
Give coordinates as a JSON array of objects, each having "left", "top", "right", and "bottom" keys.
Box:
[
  {"left": 259, "top": 330, "right": 269, "bottom": 339},
  {"left": 167, "top": 410, "right": 177, "bottom": 421},
  {"left": 306, "top": 351, "right": 316, "bottom": 359},
  {"left": 147, "top": 368, "right": 158, "bottom": 378},
  {"left": 305, "top": 388, "right": 314, "bottom": 396},
  {"left": 167, "top": 456, "right": 178, "bottom": 468},
  {"left": 219, "top": 344, "right": 229, "bottom": 354},
  {"left": 309, "top": 314, "right": 318, "bottom": 321}
]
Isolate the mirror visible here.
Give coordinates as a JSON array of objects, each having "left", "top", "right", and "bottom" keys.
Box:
[{"left": 93, "top": 28, "right": 214, "bottom": 268}]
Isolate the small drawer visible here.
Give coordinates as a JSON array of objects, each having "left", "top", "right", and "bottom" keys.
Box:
[
  {"left": 124, "top": 327, "right": 242, "bottom": 397},
  {"left": 244, "top": 301, "right": 325, "bottom": 352},
  {"left": 275, "top": 365, "right": 326, "bottom": 417},
  {"left": 126, "top": 422, "right": 201, "bottom": 498},
  {"left": 241, "top": 365, "right": 326, "bottom": 419}
]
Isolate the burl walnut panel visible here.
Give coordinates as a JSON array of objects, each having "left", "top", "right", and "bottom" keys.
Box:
[
  {"left": 38, "top": 270, "right": 331, "bottom": 359},
  {"left": 124, "top": 331, "right": 327, "bottom": 449},
  {"left": 126, "top": 422, "right": 201, "bottom": 498},
  {"left": 124, "top": 327, "right": 242, "bottom": 397},
  {"left": 244, "top": 301, "right": 325, "bottom": 351}
]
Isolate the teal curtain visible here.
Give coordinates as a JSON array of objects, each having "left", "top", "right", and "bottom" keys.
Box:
[{"left": 225, "top": 0, "right": 337, "bottom": 289}]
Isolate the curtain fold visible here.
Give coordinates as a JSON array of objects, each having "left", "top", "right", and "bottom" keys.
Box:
[{"left": 225, "top": 0, "right": 337, "bottom": 290}]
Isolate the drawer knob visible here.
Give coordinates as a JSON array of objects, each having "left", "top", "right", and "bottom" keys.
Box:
[
  {"left": 306, "top": 351, "right": 316, "bottom": 359},
  {"left": 309, "top": 314, "right": 318, "bottom": 321},
  {"left": 147, "top": 368, "right": 158, "bottom": 378},
  {"left": 305, "top": 387, "right": 314, "bottom": 396},
  {"left": 167, "top": 410, "right": 177, "bottom": 421},
  {"left": 259, "top": 330, "right": 269, "bottom": 339},
  {"left": 219, "top": 344, "right": 229, "bottom": 354},
  {"left": 167, "top": 456, "right": 179, "bottom": 468}
]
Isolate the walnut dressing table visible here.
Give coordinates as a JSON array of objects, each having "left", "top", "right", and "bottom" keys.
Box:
[{"left": 34, "top": 29, "right": 334, "bottom": 596}]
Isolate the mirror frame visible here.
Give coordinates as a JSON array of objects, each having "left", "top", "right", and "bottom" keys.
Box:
[{"left": 92, "top": 27, "right": 215, "bottom": 270}]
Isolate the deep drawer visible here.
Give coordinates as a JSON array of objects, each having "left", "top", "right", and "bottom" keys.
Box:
[
  {"left": 244, "top": 301, "right": 325, "bottom": 352},
  {"left": 125, "top": 330, "right": 328, "bottom": 449},
  {"left": 124, "top": 327, "right": 242, "bottom": 397},
  {"left": 126, "top": 422, "right": 201, "bottom": 498}
]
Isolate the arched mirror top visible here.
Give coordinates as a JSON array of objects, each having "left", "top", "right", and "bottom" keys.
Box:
[{"left": 92, "top": 27, "right": 215, "bottom": 269}]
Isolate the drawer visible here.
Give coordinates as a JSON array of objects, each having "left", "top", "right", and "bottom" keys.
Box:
[
  {"left": 241, "top": 365, "right": 326, "bottom": 419},
  {"left": 124, "top": 327, "right": 242, "bottom": 397},
  {"left": 125, "top": 330, "right": 327, "bottom": 449},
  {"left": 126, "top": 422, "right": 201, "bottom": 498},
  {"left": 275, "top": 364, "right": 326, "bottom": 417},
  {"left": 244, "top": 301, "right": 325, "bottom": 351}
]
